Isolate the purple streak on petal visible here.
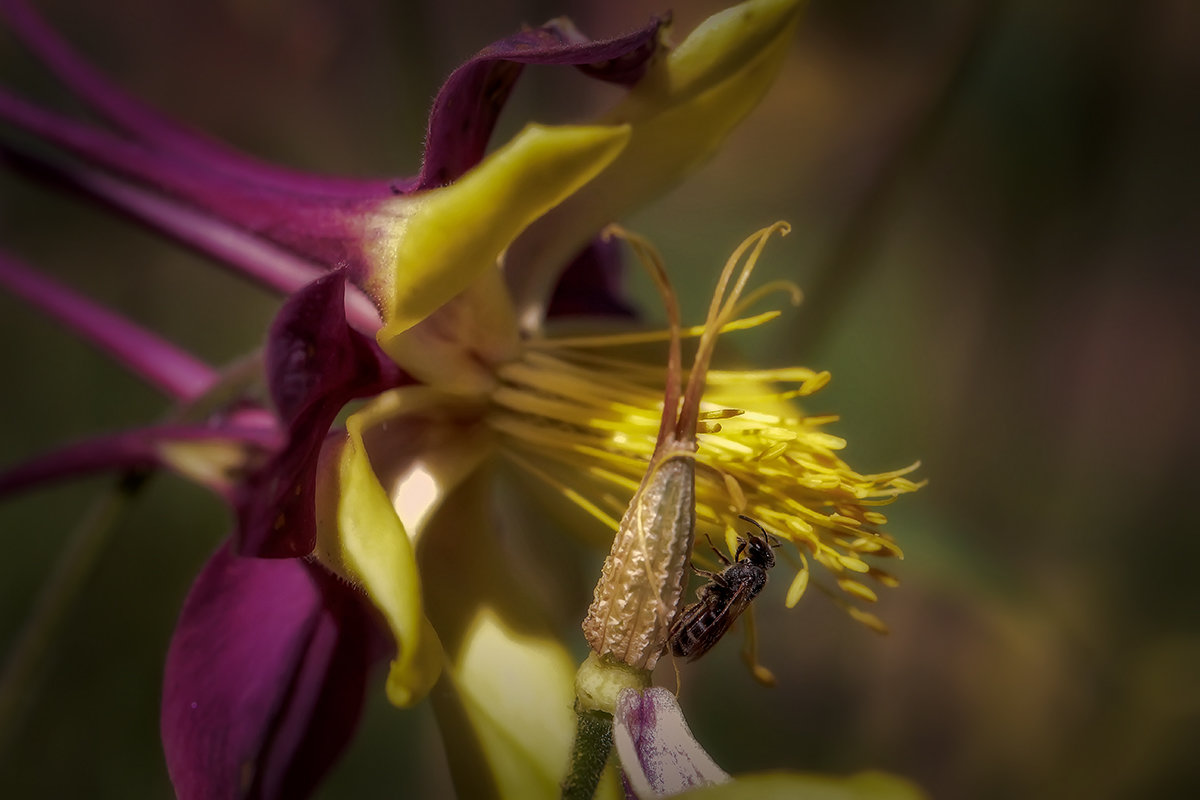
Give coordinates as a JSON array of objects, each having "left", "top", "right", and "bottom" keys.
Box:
[
  {"left": 238, "top": 274, "right": 403, "bottom": 558},
  {"left": 614, "top": 687, "right": 731, "bottom": 798},
  {"left": 0, "top": 251, "right": 216, "bottom": 400},
  {"left": 0, "top": 423, "right": 280, "bottom": 498},
  {"left": 616, "top": 687, "right": 659, "bottom": 792},
  {"left": 418, "top": 16, "right": 663, "bottom": 188},
  {"left": 162, "top": 543, "right": 375, "bottom": 800},
  {"left": 545, "top": 235, "right": 637, "bottom": 320},
  {"left": 0, "top": 0, "right": 402, "bottom": 199},
  {"left": 0, "top": 145, "right": 382, "bottom": 333}
]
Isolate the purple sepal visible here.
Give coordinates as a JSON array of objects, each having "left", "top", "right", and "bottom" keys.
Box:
[
  {"left": 567, "top": 16, "right": 668, "bottom": 87},
  {"left": 418, "top": 16, "right": 663, "bottom": 189},
  {"left": 0, "top": 249, "right": 216, "bottom": 400},
  {"left": 0, "top": 144, "right": 344, "bottom": 308},
  {"left": 162, "top": 542, "right": 375, "bottom": 800},
  {"left": 0, "top": 0, "right": 398, "bottom": 198},
  {"left": 1, "top": 7, "right": 661, "bottom": 292},
  {"left": 237, "top": 273, "right": 403, "bottom": 558},
  {"left": 545, "top": 235, "right": 637, "bottom": 320},
  {"left": 0, "top": 84, "right": 387, "bottom": 279},
  {"left": 0, "top": 422, "right": 279, "bottom": 499}
]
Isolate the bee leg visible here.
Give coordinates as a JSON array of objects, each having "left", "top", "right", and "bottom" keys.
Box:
[
  {"left": 705, "top": 533, "right": 733, "bottom": 566},
  {"left": 690, "top": 566, "right": 731, "bottom": 592}
]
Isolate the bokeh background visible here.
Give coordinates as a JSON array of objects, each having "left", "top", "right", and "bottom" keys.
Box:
[{"left": 1, "top": 0, "right": 1198, "bottom": 797}]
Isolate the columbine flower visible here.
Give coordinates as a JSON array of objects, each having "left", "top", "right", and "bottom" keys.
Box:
[{"left": 0, "top": 0, "right": 829, "bottom": 797}]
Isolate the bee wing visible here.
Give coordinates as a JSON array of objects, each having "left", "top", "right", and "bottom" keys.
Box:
[{"left": 672, "top": 582, "right": 758, "bottom": 662}]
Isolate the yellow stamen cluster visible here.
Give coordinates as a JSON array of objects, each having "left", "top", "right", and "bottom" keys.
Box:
[{"left": 486, "top": 229, "right": 921, "bottom": 633}]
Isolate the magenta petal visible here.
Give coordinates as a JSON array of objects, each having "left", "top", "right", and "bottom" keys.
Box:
[
  {"left": 0, "top": 422, "right": 279, "bottom": 498},
  {"left": 162, "top": 543, "right": 374, "bottom": 800},
  {"left": 1, "top": 10, "right": 660, "bottom": 292},
  {"left": 0, "top": 0, "right": 395, "bottom": 198},
  {"left": 238, "top": 274, "right": 403, "bottom": 558},
  {"left": 0, "top": 145, "right": 352, "bottom": 308},
  {"left": 418, "top": 16, "right": 663, "bottom": 188},
  {"left": 0, "top": 249, "right": 216, "bottom": 400}
]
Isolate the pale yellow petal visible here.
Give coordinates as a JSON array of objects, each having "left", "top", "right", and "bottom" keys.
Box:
[
  {"left": 450, "top": 609, "right": 577, "bottom": 799},
  {"left": 372, "top": 123, "right": 630, "bottom": 349},
  {"left": 313, "top": 412, "right": 443, "bottom": 707},
  {"left": 421, "top": 470, "right": 579, "bottom": 798}
]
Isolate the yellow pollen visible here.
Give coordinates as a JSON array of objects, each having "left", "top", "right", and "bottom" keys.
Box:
[{"left": 486, "top": 225, "right": 921, "bottom": 632}]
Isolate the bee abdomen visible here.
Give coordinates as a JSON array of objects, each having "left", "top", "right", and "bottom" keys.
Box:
[{"left": 669, "top": 603, "right": 723, "bottom": 657}]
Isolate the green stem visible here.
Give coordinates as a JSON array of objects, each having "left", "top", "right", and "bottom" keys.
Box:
[
  {"left": 561, "top": 707, "right": 614, "bottom": 800},
  {"left": 0, "top": 470, "right": 149, "bottom": 761}
]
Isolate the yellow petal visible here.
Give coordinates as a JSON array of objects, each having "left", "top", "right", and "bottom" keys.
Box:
[
  {"left": 372, "top": 123, "right": 630, "bottom": 351},
  {"left": 420, "top": 470, "right": 578, "bottom": 798},
  {"left": 313, "top": 408, "right": 444, "bottom": 707},
  {"left": 508, "top": 0, "right": 805, "bottom": 326},
  {"left": 450, "top": 609, "right": 577, "bottom": 799}
]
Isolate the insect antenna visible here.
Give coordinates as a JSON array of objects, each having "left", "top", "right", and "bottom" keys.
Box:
[{"left": 737, "top": 514, "right": 773, "bottom": 543}]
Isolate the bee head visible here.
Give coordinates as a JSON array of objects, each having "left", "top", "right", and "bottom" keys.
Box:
[{"left": 736, "top": 514, "right": 779, "bottom": 569}]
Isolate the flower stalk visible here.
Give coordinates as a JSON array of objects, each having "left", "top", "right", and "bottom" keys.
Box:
[{"left": 561, "top": 706, "right": 615, "bottom": 800}]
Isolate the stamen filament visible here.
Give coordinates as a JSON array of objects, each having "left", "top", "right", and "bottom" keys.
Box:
[{"left": 677, "top": 222, "right": 790, "bottom": 440}]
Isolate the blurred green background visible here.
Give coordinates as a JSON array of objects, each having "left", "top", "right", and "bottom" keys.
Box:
[{"left": 1, "top": 0, "right": 1198, "bottom": 797}]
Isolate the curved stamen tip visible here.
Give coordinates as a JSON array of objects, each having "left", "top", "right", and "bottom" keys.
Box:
[{"left": 674, "top": 220, "right": 791, "bottom": 441}]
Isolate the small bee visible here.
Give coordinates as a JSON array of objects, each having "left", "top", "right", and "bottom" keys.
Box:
[{"left": 669, "top": 515, "right": 781, "bottom": 661}]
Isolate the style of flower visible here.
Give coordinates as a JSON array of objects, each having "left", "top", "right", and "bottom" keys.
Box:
[{"left": 0, "top": 0, "right": 921, "bottom": 797}]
